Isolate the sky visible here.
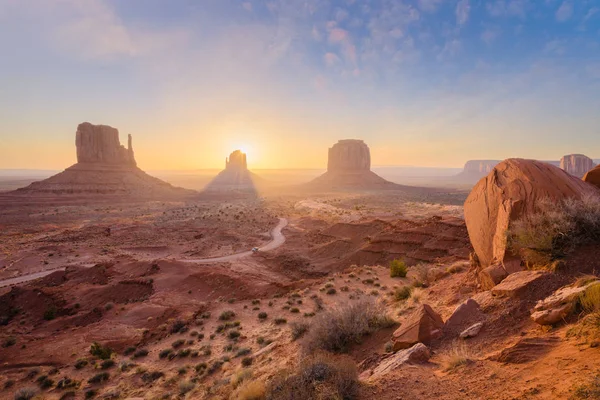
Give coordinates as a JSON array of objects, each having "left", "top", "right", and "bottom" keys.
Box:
[{"left": 0, "top": 0, "right": 599, "bottom": 170}]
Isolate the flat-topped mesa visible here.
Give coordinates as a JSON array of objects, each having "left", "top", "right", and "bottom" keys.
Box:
[
  {"left": 560, "top": 154, "right": 595, "bottom": 178},
  {"left": 327, "top": 139, "right": 371, "bottom": 172},
  {"left": 225, "top": 150, "right": 247, "bottom": 171},
  {"left": 463, "top": 160, "right": 500, "bottom": 175},
  {"left": 75, "top": 122, "right": 136, "bottom": 166}
]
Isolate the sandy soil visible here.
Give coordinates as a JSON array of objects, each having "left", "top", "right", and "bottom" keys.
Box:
[{"left": 0, "top": 188, "right": 598, "bottom": 400}]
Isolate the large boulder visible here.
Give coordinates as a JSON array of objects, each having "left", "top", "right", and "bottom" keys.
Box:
[
  {"left": 490, "top": 271, "right": 548, "bottom": 298},
  {"left": 392, "top": 304, "right": 444, "bottom": 351},
  {"left": 464, "top": 158, "right": 598, "bottom": 271},
  {"left": 444, "top": 298, "right": 484, "bottom": 335},
  {"left": 359, "top": 343, "right": 430, "bottom": 381},
  {"left": 560, "top": 154, "right": 595, "bottom": 178},
  {"left": 584, "top": 165, "right": 600, "bottom": 190}
]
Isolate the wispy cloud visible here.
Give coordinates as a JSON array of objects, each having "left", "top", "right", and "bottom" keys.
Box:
[
  {"left": 555, "top": 1, "right": 573, "bottom": 22},
  {"left": 417, "top": 0, "right": 444, "bottom": 13},
  {"left": 456, "top": 0, "right": 471, "bottom": 25},
  {"left": 481, "top": 28, "right": 501, "bottom": 44}
]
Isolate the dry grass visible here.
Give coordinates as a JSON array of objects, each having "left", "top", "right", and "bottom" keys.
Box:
[
  {"left": 570, "top": 374, "right": 600, "bottom": 399},
  {"left": 581, "top": 283, "right": 600, "bottom": 313},
  {"left": 412, "top": 263, "right": 430, "bottom": 286},
  {"left": 575, "top": 275, "right": 600, "bottom": 288},
  {"left": 266, "top": 353, "right": 359, "bottom": 400},
  {"left": 508, "top": 196, "right": 600, "bottom": 269},
  {"left": 235, "top": 380, "right": 266, "bottom": 400},
  {"left": 438, "top": 341, "right": 473, "bottom": 372},
  {"left": 301, "top": 298, "right": 395, "bottom": 354}
]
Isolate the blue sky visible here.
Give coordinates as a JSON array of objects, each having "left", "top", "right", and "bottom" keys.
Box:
[{"left": 0, "top": 0, "right": 599, "bottom": 169}]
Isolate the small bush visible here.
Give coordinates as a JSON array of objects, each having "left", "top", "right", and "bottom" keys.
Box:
[
  {"left": 123, "top": 346, "right": 136, "bottom": 356},
  {"left": 141, "top": 371, "right": 164, "bottom": 383},
  {"left": 179, "top": 380, "right": 195, "bottom": 395},
  {"left": 302, "top": 298, "right": 395, "bottom": 354},
  {"left": 229, "top": 330, "right": 241, "bottom": 340},
  {"left": 508, "top": 196, "right": 600, "bottom": 268},
  {"left": 100, "top": 360, "right": 115, "bottom": 369},
  {"left": 171, "top": 339, "right": 185, "bottom": 349},
  {"left": 14, "top": 387, "right": 39, "bottom": 400},
  {"left": 219, "top": 310, "right": 236, "bottom": 321},
  {"left": 89, "top": 342, "right": 112, "bottom": 360},
  {"left": 326, "top": 288, "right": 337, "bottom": 295},
  {"left": 266, "top": 353, "right": 358, "bottom": 400},
  {"left": 85, "top": 389, "right": 97, "bottom": 399},
  {"left": 290, "top": 307, "right": 300, "bottom": 313},
  {"left": 3, "top": 336, "right": 16, "bottom": 347},
  {"left": 393, "top": 286, "right": 412, "bottom": 301},
  {"left": 43, "top": 307, "right": 57, "bottom": 321},
  {"left": 170, "top": 319, "right": 187, "bottom": 334},
  {"left": 290, "top": 322, "right": 309, "bottom": 341},
  {"left": 158, "top": 349, "right": 172, "bottom": 359},
  {"left": 133, "top": 349, "right": 149, "bottom": 358},
  {"left": 236, "top": 348, "right": 252, "bottom": 358},
  {"left": 580, "top": 283, "right": 600, "bottom": 313},
  {"left": 74, "top": 359, "right": 88, "bottom": 369},
  {"left": 36, "top": 375, "right": 54, "bottom": 389},
  {"left": 104, "top": 302, "right": 114, "bottom": 311},
  {"left": 390, "top": 259, "right": 408, "bottom": 278},
  {"left": 274, "top": 318, "right": 287, "bottom": 325},
  {"left": 258, "top": 312, "right": 268, "bottom": 320},
  {"left": 87, "top": 372, "right": 109, "bottom": 384},
  {"left": 241, "top": 357, "right": 253, "bottom": 367},
  {"left": 236, "top": 380, "right": 266, "bottom": 400},
  {"left": 571, "top": 374, "right": 600, "bottom": 399}
]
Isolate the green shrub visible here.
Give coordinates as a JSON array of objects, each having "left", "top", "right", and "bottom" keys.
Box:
[
  {"left": 394, "top": 286, "right": 412, "bottom": 301},
  {"left": 89, "top": 342, "right": 112, "bottom": 360},
  {"left": 74, "top": 359, "right": 88, "bottom": 369},
  {"left": 87, "top": 372, "right": 109, "bottom": 384},
  {"left": 100, "top": 360, "right": 115, "bottom": 369},
  {"left": 219, "top": 310, "right": 236, "bottom": 321},
  {"left": 390, "top": 259, "right": 408, "bottom": 278},
  {"left": 133, "top": 349, "right": 149, "bottom": 358}
]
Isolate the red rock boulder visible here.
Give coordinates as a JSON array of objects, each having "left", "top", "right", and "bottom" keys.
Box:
[
  {"left": 392, "top": 304, "right": 444, "bottom": 351},
  {"left": 584, "top": 165, "right": 600, "bottom": 190},
  {"left": 464, "top": 158, "right": 599, "bottom": 273}
]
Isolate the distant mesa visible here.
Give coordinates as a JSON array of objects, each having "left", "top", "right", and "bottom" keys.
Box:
[
  {"left": 453, "top": 160, "right": 501, "bottom": 184},
  {"left": 203, "top": 150, "right": 261, "bottom": 192},
  {"left": 308, "top": 139, "right": 396, "bottom": 189},
  {"left": 13, "top": 122, "right": 193, "bottom": 198},
  {"left": 560, "top": 154, "right": 596, "bottom": 178}
]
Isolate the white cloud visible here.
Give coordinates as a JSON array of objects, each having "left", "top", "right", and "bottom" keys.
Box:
[
  {"left": 555, "top": 1, "right": 573, "bottom": 22},
  {"left": 456, "top": 0, "right": 470, "bottom": 25},
  {"left": 417, "top": 0, "right": 444, "bottom": 13},
  {"left": 481, "top": 28, "right": 501, "bottom": 44},
  {"left": 486, "top": 0, "right": 527, "bottom": 18}
]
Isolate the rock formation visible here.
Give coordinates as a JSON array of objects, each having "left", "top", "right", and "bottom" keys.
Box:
[
  {"left": 308, "top": 140, "right": 396, "bottom": 189},
  {"left": 560, "top": 154, "right": 595, "bottom": 178},
  {"left": 464, "top": 158, "right": 599, "bottom": 280},
  {"left": 327, "top": 139, "right": 371, "bottom": 172},
  {"left": 13, "top": 123, "right": 193, "bottom": 197},
  {"left": 584, "top": 165, "right": 600, "bottom": 190},
  {"left": 392, "top": 304, "right": 444, "bottom": 351},
  {"left": 453, "top": 160, "right": 501, "bottom": 184},
  {"left": 75, "top": 122, "right": 136, "bottom": 166},
  {"left": 204, "top": 150, "right": 262, "bottom": 192}
]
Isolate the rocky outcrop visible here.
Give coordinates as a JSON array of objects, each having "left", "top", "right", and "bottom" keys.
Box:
[
  {"left": 308, "top": 140, "right": 397, "bottom": 189},
  {"left": 464, "top": 159, "right": 599, "bottom": 272},
  {"left": 327, "top": 140, "right": 371, "bottom": 172},
  {"left": 76, "top": 122, "right": 136, "bottom": 166},
  {"left": 531, "top": 280, "right": 599, "bottom": 325},
  {"left": 490, "top": 271, "right": 548, "bottom": 298},
  {"left": 463, "top": 160, "right": 500, "bottom": 175},
  {"left": 13, "top": 123, "right": 193, "bottom": 198},
  {"left": 359, "top": 343, "right": 430, "bottom": 381},
  {"left": 225, "top": 150, "right": 247, "bottom": 171},
  {"left": 204, "top": 150, "right": 262, "bottom": 192},
  {"left": 392, "top": 304, "right": 444, "bottom": 351},
  {"left": 444, "top": 298, "right": 484, "bottom": 335},
  {"left": 584, "top": 165, "right": 600, "bottom": 190},
  {"left": 560, "top": 154, "right": 595, "bottom": 178}
]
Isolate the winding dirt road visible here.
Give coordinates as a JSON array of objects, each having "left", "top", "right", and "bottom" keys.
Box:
[{"left": 0, "top": 218, "right": 288, "bottom": 288}]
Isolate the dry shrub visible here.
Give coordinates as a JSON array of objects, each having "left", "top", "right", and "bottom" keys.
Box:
[
  {"left": 580, "top": 283, "right": 600, "bottom": 313},
  {"left": 438, "top": 341, "right": 473, "bottom": 372},
  {"left": 390, "top": 259, "right": 407, "bottom": 278},
  {"left": 412, "top": 263, "right": 430, "bottom": 286},
  {"left": 235, "top": 380, "right": 266, "bottom": 400},
  {"left": 266, "top": 353, "right": 359, "bottom": 400},
  {"left": 570, "top": 374, "right": 600, "bottom": 399},
  {"left": 509, "top": 196, "right": 600, "bottom": 269},
  {"left": 301, "top": 298, "right": 394, "bottom": 354},
  {"left": 575, "top": 275, "right": 600, "bottom": 287}
]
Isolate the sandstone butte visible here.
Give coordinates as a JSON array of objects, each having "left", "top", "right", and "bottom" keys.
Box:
[
  {"left": 559, "top": 153, "right": 596, "bottom": 178},
  {"left": 463, "top": 158, "right": 599, "bottom": 275},
  {"left": 309, "top": 139, "right": 396, "bottom": 189}
]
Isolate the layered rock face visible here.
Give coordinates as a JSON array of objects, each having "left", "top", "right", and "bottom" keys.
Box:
[
  {"left": 14, "top": 123, "right": 192, "bottom": 198},
  {"left": 309, "top": 140, "right": 395, "bottom": 189},
  {"left": 76, "top": 122, "right": 136, "bottom": 166},
  {"left": 584, "top": 165, "right": 600, "bottom": 189},
  {"left": 464, "top": 158, "right": 599, "bottom": 275},
  {"left": 560, "top": 154, "right": 595, "bottom": 178},
  {"left": 327, "top": 140, "right": 371, "bottom": 172}
]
